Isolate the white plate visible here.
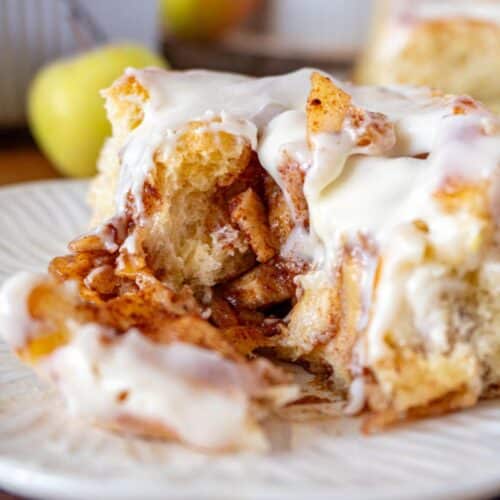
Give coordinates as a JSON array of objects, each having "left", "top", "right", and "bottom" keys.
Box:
[{"left": 1, "top": 180, "right": 500, "bottom": 500}]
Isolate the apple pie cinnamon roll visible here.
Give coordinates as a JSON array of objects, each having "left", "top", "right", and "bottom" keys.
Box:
[{"left": 2, "top": 67, "right": 500, "bottom": 450}]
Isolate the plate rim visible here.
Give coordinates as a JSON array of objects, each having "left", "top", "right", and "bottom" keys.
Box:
[
  {"left": 0, "top": 178, "right": 89, "bottom": 194},
  {"left": 1, "top": 452, "right": 500, "bottom": 500}
]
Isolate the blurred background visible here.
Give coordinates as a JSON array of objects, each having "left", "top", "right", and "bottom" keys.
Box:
[
  {"left": 0, "top": 0, "right": 498, "bottom": 186},
  {"left": 0, "top": 0, "right": 375, "bottom": 186}
]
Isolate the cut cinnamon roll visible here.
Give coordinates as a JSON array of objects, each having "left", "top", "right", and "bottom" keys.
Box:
[{"left": 2, "top": 67, "right": 500, "bottom": 450}]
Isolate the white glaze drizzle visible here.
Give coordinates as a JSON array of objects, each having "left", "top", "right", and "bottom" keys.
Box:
[
  {"left": 2, "top": 67, "right": 500, "bottom": 426},
  {"left": 107, "top": 70, "right": 500, "bottom": 365},
  {"left": 0, "top": 272, "right": 45, "bottom": 349},
  {"left": 40, "top": 323, "right": 269, "bottom": 450},
  {"left": 105, "top": 68, "right": 499, "bottom": 381},
  {"left": 109, "top": 68, "right": 498, "bottom": 257}
]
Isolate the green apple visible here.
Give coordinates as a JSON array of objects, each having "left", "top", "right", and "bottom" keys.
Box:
[
  {"left": 160, "top": 0, "right": 259, "bottom": 40},
  {"left": 28, "top": 43, "right": 167, "bottom": 177}
]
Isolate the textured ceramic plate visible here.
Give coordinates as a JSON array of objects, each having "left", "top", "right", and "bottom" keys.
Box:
[{"left": 1, "top": 180, "right": 500, "bottom": 500}]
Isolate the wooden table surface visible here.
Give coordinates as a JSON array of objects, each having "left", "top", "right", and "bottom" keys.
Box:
[
  {"left": 0, "top": 130, "right": 60, "bottom": 186},
  {"left": 0, "top": 494, "right": 19, "bottom": 500}
]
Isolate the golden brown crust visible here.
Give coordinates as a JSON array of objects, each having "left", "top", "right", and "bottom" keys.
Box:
[
  {"left": 102, "top": 74, "right": 150, "bottom": 137},
  {"left": 362, "top": 386, "right": 477, "bottom": 434},
  {"left": 229, "top": 188, "right": 277, "bottom": 263},
  {"left": 307, "top": 72, "right": 352, "bottom": 141},
  {"left": 277, "top": 161, "right": 309, "bottom": 227},
  {"left": 264, "top": 176, "right": 294, "bottom": 247}
]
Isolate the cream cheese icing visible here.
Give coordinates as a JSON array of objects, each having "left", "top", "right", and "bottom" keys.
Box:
[
  {"left": 106, "top": 67, "right": 500, "bottom": 377},
  {"left": 43, "top": 324, "right": 268, "bottom": 450},
  {"left": 0, "top": 272, "right": 45, "bottom": 349},
  {"left": 111, "top": 68, "right": 497, "bottom": 255},
  {"left": 2, "top": 67, "right": 500, "bottom": 432},
  {"left": 0, "top": 272, "right": 277, "bottom": 450}
]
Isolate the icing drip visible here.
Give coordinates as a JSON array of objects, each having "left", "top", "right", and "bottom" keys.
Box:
[
  {"left": 108, "top": 68, "right": 498, "bottom": 269},
  {"left": 2, "top": 67, "right": 499, "bottom": 427}
]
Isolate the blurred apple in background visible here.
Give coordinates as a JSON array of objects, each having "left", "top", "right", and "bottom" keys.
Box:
[
  {"left": 28, "top": 43, "right": 167, "bottom": 177},
  {"left": 160, "top": 0, "right": 259, "bottom": 40}
]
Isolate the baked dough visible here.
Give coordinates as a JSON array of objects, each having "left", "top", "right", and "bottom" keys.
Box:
[
  {"left": 1, "top": 67, "right": 500, "bottom": 449},
  {"left": 355, "top": 0, "right": 500, "bottom": 113}
]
